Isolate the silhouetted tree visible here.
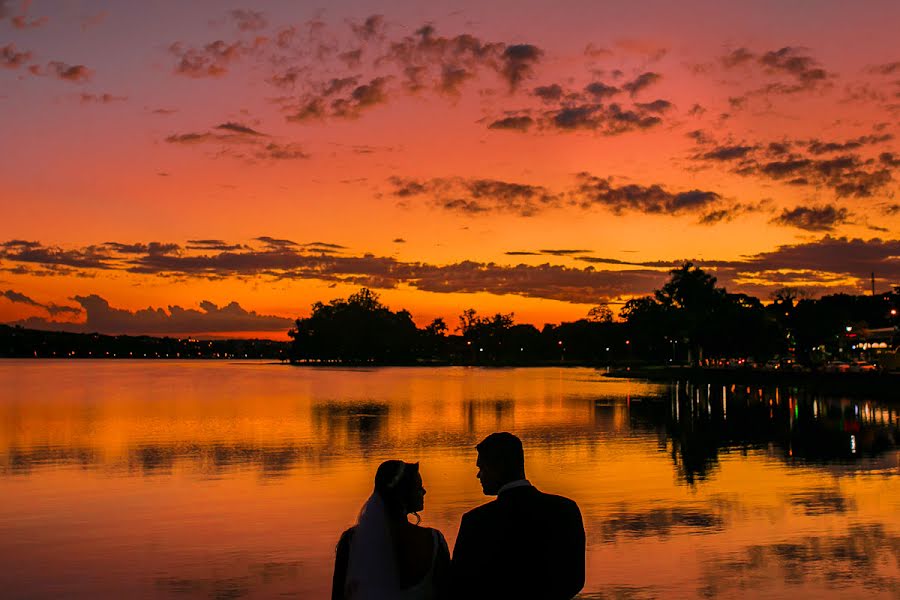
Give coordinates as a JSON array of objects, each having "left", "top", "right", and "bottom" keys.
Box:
[{"left": 288, "top": 288, "right": 419, "bottom": 363}]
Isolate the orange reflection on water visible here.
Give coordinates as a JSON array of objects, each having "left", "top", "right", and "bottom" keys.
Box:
[{"left": 1, "top": 361, "right": 899, "bottom": 599}]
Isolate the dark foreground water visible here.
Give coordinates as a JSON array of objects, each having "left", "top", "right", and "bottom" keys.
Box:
[{"left": 0, "top": 361, "right": 898, "bottom": 599}]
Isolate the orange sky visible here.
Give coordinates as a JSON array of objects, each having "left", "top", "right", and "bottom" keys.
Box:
[{"left": 1, "top": 0, "right": 899, "bottom": 337}]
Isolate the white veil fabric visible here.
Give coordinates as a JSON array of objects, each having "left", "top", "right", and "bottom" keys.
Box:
[{"left": 345, "top": 492, "right": 400, "bottom": 600}]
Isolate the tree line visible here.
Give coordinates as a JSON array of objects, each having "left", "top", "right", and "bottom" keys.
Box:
[{"left": 288, "top": 263, "right": 900, "bottom": 366}]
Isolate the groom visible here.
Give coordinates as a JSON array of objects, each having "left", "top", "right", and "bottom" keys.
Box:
[{"left": 452, "top": 432, "right": 585, "bottom": 599}]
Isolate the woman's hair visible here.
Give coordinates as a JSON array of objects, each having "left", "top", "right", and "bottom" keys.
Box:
[{"left": 374, "top": 460, "right": 421, "bottom": 522}]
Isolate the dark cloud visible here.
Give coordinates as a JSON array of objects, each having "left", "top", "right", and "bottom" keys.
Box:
[
  {"left": 186, "top": 240, "right": 247, "bottom": 251},
  {"left": 1, "top": 43, "right": 31, "bottom": 69},
  {"left": 867, "top": 61, "right": 900, "bottom": 76},
  {"left": 0, "top": 239, "right": 113, "bottom": 269},
  {"left": 572, "top": 173, "right": 720, "bottom": 215},
  {"left": 79, "top": 92, "right": 127, "bottom": 104},
  {"left": 392, "top": 173, "right": 733, "bottom": 222},
  {"left": 538, "top": 249, "right": 592, "bottom": 256},
  {"left": 165, "top": 132, "right": 216, "bottom": 145},
  {"left": 287, "top": 76, "right": 390, "bottom": 121},
  {"left": 350, "top": 14, "right": 386, "bottom": 42},
  {"left": 392, "top": 238, "right": 406, "bottom": 243},
  {"left": 45, "top": 62, "right": 93, "bottom": 83},
  {"left": 533, "top": 84, "right": 565, "bottom": 102},
  {"left": 230, "top": 9, "right": 267, "bottom": 32},
  {"left": 8, "top": 234, "right": 900, "bottom": 304},
  {"left": 499, "top": 44, "right": 543, "bottom": 90},
  {"left": 254, "top": 141, "right": 309, "bottom": 160},
  {"left": 771, "top": 205, "right": 851, "bottom": 231},
  {"left": 165, "top": 124, "right": 307, "bottom": 161},
  {"left": 692, "top": 135, "right": 896, "bottom": 198},
  {"left": 215, "top": 122, "right": 266, "bottom": 136},
  {"left": 700, "top": 144, "right": 757, "bottom": 161},
  {"left": 389, "top": 176, "right": 563, "bottom": 217},
  {"left": 698, "top": 201, "right": 770, "bottom": 225},
  {"left": 634, "top": 99, "right": 672, "bottom": 113},
  {"left": 8, "top": 295, "right": 293, "bottom": 335},
  {"left": 719, "top": 46, "right": 833, "bottom": 96},
  {"left": 103, "top": 241, "right": 181, "bottom": 255},
  {"left": 807, "top": 133, "right": 893, "bottom": 155},
  {"left": 488, "top": 115, "right": 534, "bottom": 131},
  {"left": 546, "top": 103, "right": 662, "bottom": 134},
  {"left": 583, "top": 81, "right": 620, "bottom": 99},
  {"left": 268, "top": 20, "right": 545, "bottom": 122},
  {"left": 1, "top": 289, "right": 81, "bottom": 316},
  {"left": 169, "top": 37, "right": 266, "bottom": 78},
  {"left": 622, "top": 72, "right": 662, "bottom": 96}
]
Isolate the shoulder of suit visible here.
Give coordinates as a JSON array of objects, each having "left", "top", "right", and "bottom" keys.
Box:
[{"left": 537, "top": 491, "right": 581, "bottom": 511}]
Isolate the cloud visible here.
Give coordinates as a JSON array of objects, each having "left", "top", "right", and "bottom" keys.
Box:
[
  {"left": 499, "top": 44, "right": 543, "bottom": 90},
  {"left": 0, "top": 43, "right": 30, "bottom": 69},
  {"left": 186, "top": 240, "right": 247, "bottom": 251},
  {"left": 44, "top": 62, "right": 93, "bottom": 83},
  {"left": 691, "top": 135, "right": 896, "bottom": 198},
  {"left": 719, "top": 46, "right": 833, "bottom": 96},
  {"left": 698, "top": 201, "right": 770, "bottom": 225},
  {"left": 286, "top": 76, "right": 390, "bottom": 121},
  {"left": 389, "top": 176, "right": 563, "bottom": 216},
  {"left": 215, "top": 122, "right": 266, "bottom": 136},
  {"left": 264, "top": 19, "right": 545, "bottom": 122},
  {"left": 8, "top": 295, "right": 293, "bottom": 335},
  {"left": 350, "top": 14, "right": 386, "bottom": 42},
  {"left": 1, "top": 289, "right": 81, "bottom": 316},
  {"left": 79, "top": 92, "right": 127, "bottom": 104},
  {"left": 7, "top": 234, "right": 900, "bottom": 304},
  {"left": 230, "top": 9, "right": 267, "bottom": 32},
  {"left": 622, "top": 72, "right": 662, "bottom": 96},
  {"left": 572, "top": 173, "right": 721, "bottom": 215},
  {"left": 488, "top": 115, "right": 535, "bottom": 131},
  {"left": 254, "top": 141, "right": 309, "bottom": 160},
  {"left": 169, "top": 37, "right": 266, "bottom": 78},
  {"left": 867, "top": 61, "right": 900, "bottom": 76},
  {"left": 391, "top": 173, "right": 734, "bottom": 222},
  {"left": 533, "top": 83, "right": 565, "bottom": 102},
  {"left": 546, "top": 102, "right": 662, "bottom": 134},
  {"left": 807, "top": 133, "right": 894, "bottom": 155},
  {"left": 0, "top": 239, "right": 113, "bottom": 269},
  {"left": 771, "top": 204, "right": 851, "bottom": 231},
  {"left": 164, "top": 123, "right": 308, "bottom": 161}
]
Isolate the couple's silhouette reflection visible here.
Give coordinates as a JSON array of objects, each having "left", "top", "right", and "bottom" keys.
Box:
[{"left": 332, "top": 432, "right": 585, "bottom": 600}]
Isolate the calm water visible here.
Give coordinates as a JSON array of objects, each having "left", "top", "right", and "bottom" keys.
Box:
[{"left": 1, "top": 361, "right": 898, "bottom": 599}]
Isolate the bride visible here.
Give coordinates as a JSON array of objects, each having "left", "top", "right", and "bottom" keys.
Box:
[{"left": 332, "top": 461, "right": 450, "bottom": 600}]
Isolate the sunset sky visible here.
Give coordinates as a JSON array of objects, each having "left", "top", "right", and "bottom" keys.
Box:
[{"left": 2, "top": 0, "right": 899, "bottom": 338}]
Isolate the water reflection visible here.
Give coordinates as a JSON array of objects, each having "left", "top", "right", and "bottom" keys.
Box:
[
  {"left": 627, "top": 382, "right": 900, "bottom": 485},
  {"left": 0, "top": 363, "right": 898, "bottom": 599},
  {"left": 699, "top": 523, "right": 900, "bottom": 596}
]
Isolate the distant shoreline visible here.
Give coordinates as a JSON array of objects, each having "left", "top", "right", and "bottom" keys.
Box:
[{"left": 605, "top": 365, "right": 900, "bottom": 399}]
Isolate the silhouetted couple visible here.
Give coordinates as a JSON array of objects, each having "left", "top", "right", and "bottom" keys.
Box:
[{"left": 332, "top": 432, "right": 585, "bottom": 599}]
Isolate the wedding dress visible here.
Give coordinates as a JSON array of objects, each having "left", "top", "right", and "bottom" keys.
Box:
[{"left": 344, "top": 493, "right": 446, "bottom": 600}]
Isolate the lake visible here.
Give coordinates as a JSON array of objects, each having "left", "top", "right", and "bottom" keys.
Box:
[{"left": 1, "top": 361, "right": 898, "bottom": 599}]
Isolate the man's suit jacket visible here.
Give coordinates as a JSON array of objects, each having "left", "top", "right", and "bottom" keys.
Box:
[{"left": 452, "top": 485, "right": 585, "bottom": 600}]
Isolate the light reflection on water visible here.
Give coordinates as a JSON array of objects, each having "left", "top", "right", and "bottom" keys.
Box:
[{"left": 0, "top": 361, "right": 898, "bottom": 599}]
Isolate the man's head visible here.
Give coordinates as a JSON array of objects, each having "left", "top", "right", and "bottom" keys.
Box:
[{"left": 475, "top": 432, "right": 525, "bottom": 495}]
